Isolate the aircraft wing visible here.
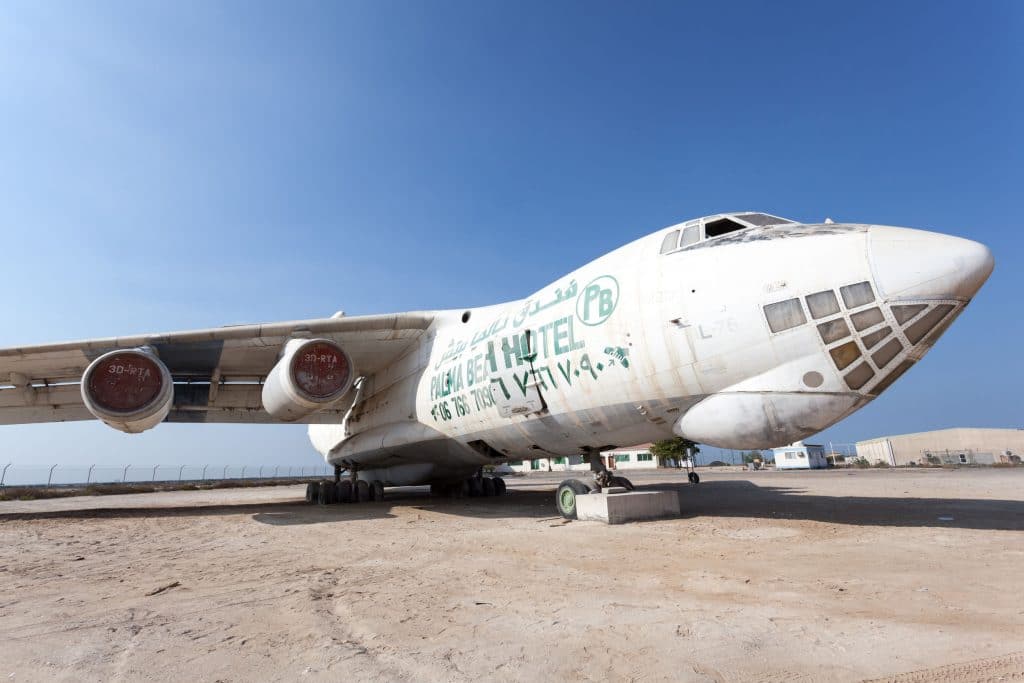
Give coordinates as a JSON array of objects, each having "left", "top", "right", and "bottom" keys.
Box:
[{"left": 0, "top": 312, "right": 433, "bottom": 426}]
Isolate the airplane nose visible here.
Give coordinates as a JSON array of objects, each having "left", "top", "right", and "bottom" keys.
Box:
[{"left": 868, "top": 226, "right": 994, "bottom": 300}]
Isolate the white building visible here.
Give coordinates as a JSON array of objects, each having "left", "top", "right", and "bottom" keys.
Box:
[
  {"left": 508, "top": 443, "right": 689, "bottom": 473},
  {"left": 772, "top": 442, "right": 827, "bottom": 469}
]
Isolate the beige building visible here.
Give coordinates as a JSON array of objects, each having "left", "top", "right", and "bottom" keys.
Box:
[{"left": 856, "top": 428, "right": 1024, "bottom": 466}]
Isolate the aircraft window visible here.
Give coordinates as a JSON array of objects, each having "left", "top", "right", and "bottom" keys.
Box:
[
  {"left": 806, "top": 290, "right": 840, "bottom": 319},
  {"left": 680, "top": 225, "right": 700, "bottom": 248},
  {"left": 904, "top": 304, "right": 954, "bottom": 344},
  {"left": 817, "top": 318, "right": 850, "bottom": 344},
  {"left": 851, "top": 307, "right": 884, "bottom": 331},
  {"left": 704, "top": 218, "right": 748, "bottom": 238},
  {"left": 736, "top": 213, "right": 795, "bottom": 226},
  {"left": 871, "top": 338, "right": 903, "bottom": 369},
  {"left": 840, "top": 281, "right": 875, "bottom": 309},
  {"left": 861, "top": 326, "right": 891, "bottom": 349},
  {"left": 660, "top": 230, "right": 680, "bottom": 254},
  {"left": 829, "top": 341, "right": 862, "bottom": 370},
  {"left": 844, "top": 362, "right": 875, "bottom": 390},
  {"left": 892, "top": 304, "right": 927, "bottom": 325},
  {"left": 764, "top": 298, "right": 807, "bottom": 333},
  {"left": 869, "top": 359, "right": 914, "bottom": 396}
]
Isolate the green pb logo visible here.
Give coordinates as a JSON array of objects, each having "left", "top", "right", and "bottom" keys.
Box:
[{"left": 576, "top": 275, "right": 619, "bottom": 326}]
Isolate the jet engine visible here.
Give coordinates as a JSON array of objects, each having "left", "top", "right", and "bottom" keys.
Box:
[
  {"left": 80, "top": 348, "right": 174, "bottom": 434},
  {"left": 262, "top": 338, "right": 355, "bottom": 421}
]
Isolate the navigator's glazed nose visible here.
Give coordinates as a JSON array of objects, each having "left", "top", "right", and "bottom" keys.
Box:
[{"left": 868, "top": 226, "right": 994, "bottom": 300}]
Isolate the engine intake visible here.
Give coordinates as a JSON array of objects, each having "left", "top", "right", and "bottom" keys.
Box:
[
  {"left": 81, "top": 348, "right": 174, "bottom": 433},
  {"left": 262, "top": 338, "right": 354, "bottom": 421}
]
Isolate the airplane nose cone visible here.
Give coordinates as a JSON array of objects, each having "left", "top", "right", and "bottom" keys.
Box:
[{"left": 868, "top": 226, "right": 994, "bottom": 300}]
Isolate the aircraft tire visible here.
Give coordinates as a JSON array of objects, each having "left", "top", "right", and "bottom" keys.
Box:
[
  {"left": 335, "top": 480, "right": 353, "bottom": 504},
  {"left": 688, "top": 472, "right": 700, "bottom": 484},
  {"left": 317, "top": 481, "right": 335, "bottom": 505},
  {"left": 355, "top": 480, "right": 370, "bottom": 502},
  {"left": 467, "top": 477, "right": 484, "bottom": 497},
  {"left": 371, "top": 481, "right": 385, "bottom": 501},
  {"left": 481, "top": 477, "right": 496, "bottom": 497},
  {"left": 305, "top": 482, "right": 318, "bottom": 503},
  {"left": 492, "top": 477, "right": 507, "bottom": 495},
  {"left": 556, "top": 479, "right": 591, "bottom": 520},
  {"left": 610, "top": 475, "right": 635, "bottom": 491}
]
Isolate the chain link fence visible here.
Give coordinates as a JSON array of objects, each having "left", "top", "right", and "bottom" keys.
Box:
[{"left": 0, "top": 463, "right": 333, "bottom": 488}]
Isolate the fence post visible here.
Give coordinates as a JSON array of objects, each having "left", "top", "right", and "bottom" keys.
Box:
[
  {"left": 123, "top": 464, "right": 130, "bottom": 482},
  {"left": 259, "top": 465, "right": 264, "bottom": 479},
  {"left": 274, "top": 465, "right": 279, "bottom": 478},
  {"left": 47, "top": 464, "right": 57, "bottom": 487},
  {"left": 223, "top": 465, "right": 229, "bottom": 480},
  {"left": 152, "top": 464, "right": 159, "bottom": 482},
  {"left": 1, "top": 462, "right": 11, "bottom": 488},
  {"left": 86, "top": 464, "right": 95, "bottom": 484},
  {"left": 241, "top": 465, "right": 246, "bottom": 479},
  {"left": 202, "top": 464, "right": 208, "bottom": 480},
  {"left": 178, "top": 465, "right": 186, "bottom": 481}
]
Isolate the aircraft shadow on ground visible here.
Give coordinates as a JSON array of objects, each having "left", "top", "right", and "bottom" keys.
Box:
[
  {"left": 646, "top": 480, "right": 1024, "bottom": 531},
  {"left": 1, "top": 480, "right": 1020, "bottom": 530}
]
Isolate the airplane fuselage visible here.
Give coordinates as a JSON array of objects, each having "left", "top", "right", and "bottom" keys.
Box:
[{"left": 308, "top": 214, "right": 993, "bottom": 485}]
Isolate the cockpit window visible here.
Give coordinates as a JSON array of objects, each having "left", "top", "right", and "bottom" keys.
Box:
[
  {"left": 735, "top": 213, "right": 795, "bottom": 226},
  {"left": 704, "top": 217, "right": 748, "bottom": 238},
  {"left": 680, "top": 225, "right": 699, "bottom": 248},
  {"left": 659, "top": 230, "right": 680, "bottom": 254}
]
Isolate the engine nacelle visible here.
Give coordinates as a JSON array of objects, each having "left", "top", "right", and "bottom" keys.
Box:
[
  {"left": 262, "top": 338, "right": 355, "bottom": 421},
  {"left": 81, "top": 348, "right": 174, "bottom": 434}
]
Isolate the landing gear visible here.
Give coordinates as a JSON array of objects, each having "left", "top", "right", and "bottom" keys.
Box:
[
  {"left": 305, "top": 462, "right": 389, "bottom": 505},
  {"left": 585, "top": 447, "right": 634, "bottom": 492},
  {"left": 610, "top": 475, "right": 635, "bottom": 491},
  {"left": 481, "top": 477, "right": 496, "bottom": 497},
  {"left": 317, "top": 480, "right": 335, "bottom": 505},
  {"left": 556, "top": 479, "right": 593, "bottom": 519},
  {"left": 355, "top": 480, "right": 370, "bottom": 502},
  {"left": 429, "top": 475, "right": 506, "bottom": 499},
  {"left": 688, "top": 472, "right": 700, "bottom": 484}
]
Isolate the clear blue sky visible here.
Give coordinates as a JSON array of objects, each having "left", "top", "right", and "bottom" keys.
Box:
[{"left": 1, "top": 1, "right": 1020, "bottom": 472}]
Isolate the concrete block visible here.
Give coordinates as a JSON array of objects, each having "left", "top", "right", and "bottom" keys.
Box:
[{"left": 575, "top": 490, "right": 680, "bottom": 524}]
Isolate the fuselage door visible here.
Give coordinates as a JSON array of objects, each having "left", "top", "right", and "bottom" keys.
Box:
[{"left": 488, "top": 329, "right": 545, "bottom": 418}]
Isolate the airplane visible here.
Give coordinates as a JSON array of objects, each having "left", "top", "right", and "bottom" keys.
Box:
[{"left": 0, "top": 212, "right": 994, "bottom": 518}]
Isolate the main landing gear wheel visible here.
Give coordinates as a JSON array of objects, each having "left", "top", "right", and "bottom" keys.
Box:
[
  {"left": 370, "top": 481, "right": 385, "bottom": 501},
  {"left": 355, "top": 480, "right": 370, "bottom": 502},
  {"left": 556, "top": 479, "right": 593, "bottom": 520},
  {"left": 609, "top": 475, "right": 634, "bottom": 491},
  {"left": 335, "top": 480, "right": 353, "bottom": 503},
  {"left": 317, "top": 480, "right": 335, "bottom": 505},
  {"left": 305, "top": 482, "right": 318, "bottom": 503},
  {"left": 492, "top": 477, "right": 506, "bottom": 495},
  {"left": 688, "top": 472, "right": 700, "bottom": 484},
  {"left": 467, "top": 477, "right": 484, "bottom": 498},
  {"left": 481, "top": 477, "right": 496, "bottom": 497}
]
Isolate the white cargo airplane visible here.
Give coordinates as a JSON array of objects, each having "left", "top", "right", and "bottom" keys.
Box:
[{"left": 0, "top": 213, "right": 993, "bottom": 517}]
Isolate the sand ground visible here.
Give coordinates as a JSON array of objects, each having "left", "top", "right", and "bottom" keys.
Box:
[{"left": 1, "top": 468, "right": 1022, "bottom": 682}]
